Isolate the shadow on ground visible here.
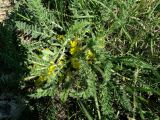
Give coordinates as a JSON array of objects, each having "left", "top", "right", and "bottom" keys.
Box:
[{"left": 0, "top": 15, "right": 35, "bottom": 119}]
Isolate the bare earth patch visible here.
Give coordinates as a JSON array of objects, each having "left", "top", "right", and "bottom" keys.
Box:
[{"left": 0, "top": 0, "right": 12, "bottom": 22}]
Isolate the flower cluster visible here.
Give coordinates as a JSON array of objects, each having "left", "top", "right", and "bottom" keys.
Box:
[
  {"left": 48, "top": 61, "right": 56, "bottom": 75},
  {"left": 69, "top": 38, "right": 80, "bottom": 55},
  {"left": 71, "top": 57, "right": 80, "bottom": 69},
  {"left": 85, "top": 49, "right": 94, "bottom": 64},
  {"left": 56, "top": 35, "right": 65, "bottom": 41},
  {"left": 33, "top": 36, "right": 96, "bottom": 87}
]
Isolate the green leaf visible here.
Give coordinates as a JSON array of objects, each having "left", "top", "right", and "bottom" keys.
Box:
[
  {"left": 104, "top": 61, "right": 113, "bottom": 82},
  {"left": 60, "top": 89, "right": 70, "bottom": 102},
  {"left": 117, "top": 56, "right": 153, "bottom": 69},
  {"left": 78, "top": 101, "right": 93, "bottom": 120},
  {"left": 42, "top": 49, "right": 54, "bottom": 56}
]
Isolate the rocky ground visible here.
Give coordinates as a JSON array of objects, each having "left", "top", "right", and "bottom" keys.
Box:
[{"left": 0, "top": 0, "right": 12, "bottom": 22}]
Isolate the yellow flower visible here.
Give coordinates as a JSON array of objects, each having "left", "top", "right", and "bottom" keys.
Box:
[
  {"left": 56, "top": 35, "right": 64, "bottom": 41},
  {"left": 58, "top": 60, "right": 64, "bottom": 66},
  {"left": 48, "top": 64, "right": 56, "bottom": 75},
  {"left": 86, "top": 49, "right": 94, "bottom": 60},
  {"left": 46, "top": 48, "right": 49, "bottom": 50},
  {"left": 35, "top": 75, "right": 46, "bottom": 87},
  {"left": 69, "top": 39, "right": 80, "bottom": 55},
  {"left": 85, "top": 49, "right": 94, "bottom": 64},
  {"left": 71, "top": 58, "right": 80, "bottom": 69},
  {"left": 70, "top": 40, "right": 78, "bottom": 47},
  {"left": 69, "top": 47, "right": 79, "bottom": 55}
]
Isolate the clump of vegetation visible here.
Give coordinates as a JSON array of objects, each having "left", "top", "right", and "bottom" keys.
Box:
[{"left": 0, "top": 0, "right": 160, "bottom": 119}]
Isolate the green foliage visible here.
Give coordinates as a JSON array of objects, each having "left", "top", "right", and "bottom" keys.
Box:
[{"left": 9, "top": 0, "right": 160, "bottom": 119}]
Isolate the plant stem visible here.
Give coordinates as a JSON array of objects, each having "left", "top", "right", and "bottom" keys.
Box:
[
  {"left": 94, "top": 92, "right": 101, "bottom": 120},
  {"left": 133, "top": 68, "right": 140, "bottom": 119}
]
